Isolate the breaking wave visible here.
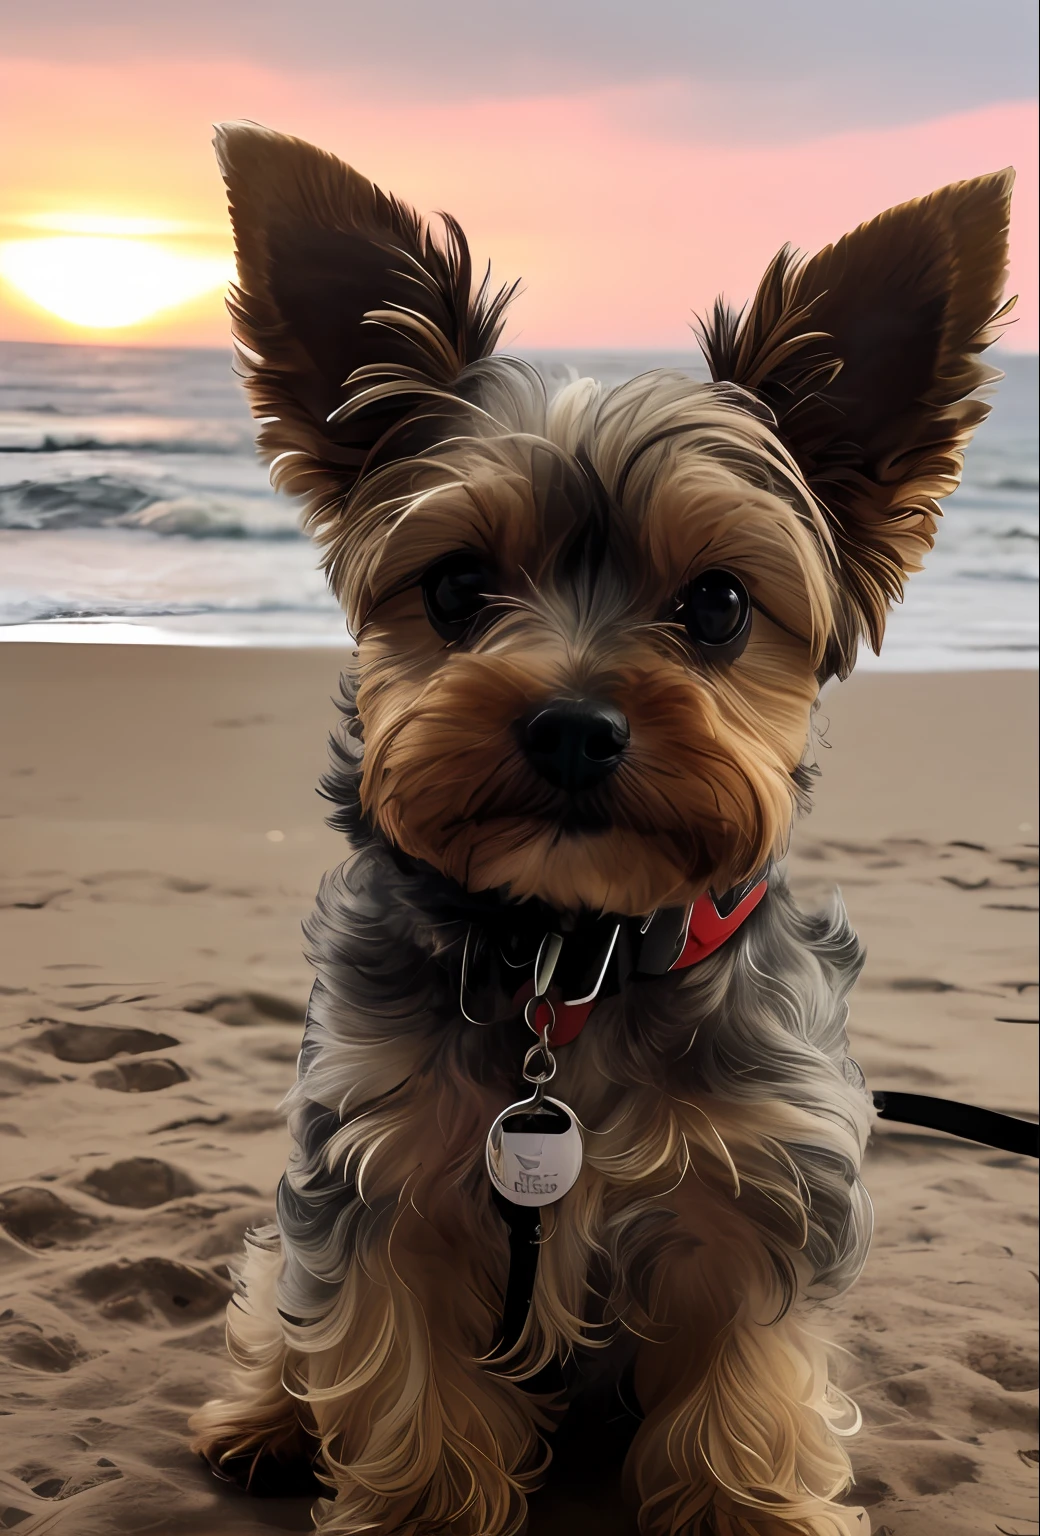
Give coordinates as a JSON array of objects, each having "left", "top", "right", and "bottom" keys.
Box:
[
  {"left": 0, "top": 475, "right": 302, "bottom": 539},
  {"left": 0, "top": 339, "right": 1035, "bottom": 658}
]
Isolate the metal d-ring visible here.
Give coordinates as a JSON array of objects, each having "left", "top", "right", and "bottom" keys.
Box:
[
  {"left": 521, "top": 1000, "right": 557, "bottom": 1090},
  {"left": 522, "top": 1037, "right": 557, "bottom": 1085},
  {"left": 523, "top": 992, "right": 556, "bottom": 1037}
]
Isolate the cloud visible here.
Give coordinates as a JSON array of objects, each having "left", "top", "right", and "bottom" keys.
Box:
[
  {"left": 5, "top": 0, "right": 1038, "bottom": 140},
  {"left": 1, "top": 39, "right": 1034, "bottom": 351}
]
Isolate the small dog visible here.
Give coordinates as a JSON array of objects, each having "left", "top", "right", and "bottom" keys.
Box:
[{"left": 191, "top": 122, "right": 1013, "bottom": 1535}]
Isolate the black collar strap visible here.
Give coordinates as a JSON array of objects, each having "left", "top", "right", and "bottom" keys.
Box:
[{"left": 461, "top": 871, "right": 770, "bottom": 1045}]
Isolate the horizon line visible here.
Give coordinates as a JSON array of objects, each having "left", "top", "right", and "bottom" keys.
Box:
[{"left": 1, "top": 335, "right": 1037, "bottom": 360}]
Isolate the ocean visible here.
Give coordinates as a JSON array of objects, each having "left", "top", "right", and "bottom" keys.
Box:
[{"left": 0, "top": 340, "right": 1036, "bottom": 668}]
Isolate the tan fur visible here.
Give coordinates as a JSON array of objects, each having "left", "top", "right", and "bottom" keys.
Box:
[
  {"left": 189, "top": 1228, "right": 316, "bottom": 1472},
  {"left": 193, "top": 123, "right": 1012, "bottom": 1534},
  {"left": 198, "top": 1076, "right": 548, "bottom": 1533},
  {"left": 195, "top": 1040, "right": 868, "bottom": 1533},
  {"left": 350, "top": 400, "right": 832, "bottom": 914}
]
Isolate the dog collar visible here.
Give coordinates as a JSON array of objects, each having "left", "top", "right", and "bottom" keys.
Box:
[{"left": 460, "top": 870, "right": 769, "bottom": 1046}]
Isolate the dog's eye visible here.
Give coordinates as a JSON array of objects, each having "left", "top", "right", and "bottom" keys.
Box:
[
  {"left": 421, "top": 553, "right": 496, "bottom": 639},
  {"left": 676, "top": 569, "right": 751, "bottom": 658}
]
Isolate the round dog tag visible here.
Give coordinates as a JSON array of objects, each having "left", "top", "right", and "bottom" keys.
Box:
[{"left": 485, "top": 1095, "right": 583, "bottom": 1208}]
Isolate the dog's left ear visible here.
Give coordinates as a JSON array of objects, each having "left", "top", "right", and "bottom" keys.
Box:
[
  {"left": 697, "top": 171, "right": 1014, "bottom": 673},
  {"left": 214, "top": 121, "right": 517, "bottom": 574}
]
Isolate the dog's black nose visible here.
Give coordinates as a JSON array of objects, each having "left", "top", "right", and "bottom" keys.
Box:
[{"left": 522, "top": 700, "right": 630, "bottom": 793}]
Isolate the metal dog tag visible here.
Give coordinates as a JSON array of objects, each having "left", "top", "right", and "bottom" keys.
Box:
[
  {"left": 486, "top": 1094, "right": 583, "bottom": 1208},
  {"left": 485, "top": 939, "right": 581, "bottom": 1207}
]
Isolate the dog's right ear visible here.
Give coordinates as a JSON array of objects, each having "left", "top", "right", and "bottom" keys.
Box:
[
  {"left": 696, "top": 171, "right": 1013, "bottom": 676},
  {"left": 214, "top": 121, "right": 517, "bottom": 558}
]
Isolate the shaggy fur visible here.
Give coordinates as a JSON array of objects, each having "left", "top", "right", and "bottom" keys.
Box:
[{"left": 191, "top": 121, "right": 1013, "bottom": 1534}]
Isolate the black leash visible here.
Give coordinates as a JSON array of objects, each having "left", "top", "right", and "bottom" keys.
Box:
[
  {"left": 490, "top": 1191, "right": 544, "bottom": 1360},
  {"left": 872, "top": 1090, "right": 1039, "bottom": 1159},
  {"left": 492, "top": 1092, "right": 1039, "bottom": 1357}
]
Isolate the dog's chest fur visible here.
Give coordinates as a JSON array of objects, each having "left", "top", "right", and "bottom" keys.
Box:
[{"left": 275, "top": 738, "right": 872, "bottom": 1364}]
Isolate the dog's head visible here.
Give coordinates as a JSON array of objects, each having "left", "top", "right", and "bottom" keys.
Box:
[{"left": 216, "top": 123, "right": 1012, "bottom": 916}]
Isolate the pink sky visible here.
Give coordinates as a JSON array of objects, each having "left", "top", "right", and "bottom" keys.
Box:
[{"left": 0, "top": 53, "right": 1035, "bottom": 351}]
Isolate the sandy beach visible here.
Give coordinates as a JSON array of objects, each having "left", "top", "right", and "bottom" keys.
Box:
[{"left": 0, "top": 643, "right": 1036, "bottom": 1536}]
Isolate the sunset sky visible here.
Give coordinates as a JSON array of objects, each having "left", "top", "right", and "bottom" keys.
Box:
[{"left": 1, "top": 0, "right": 1037, "bottom": 352}]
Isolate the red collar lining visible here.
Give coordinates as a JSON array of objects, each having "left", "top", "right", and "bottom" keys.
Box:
[{"left": 516, "top": 876, "right": 768, "bottom": 1046}]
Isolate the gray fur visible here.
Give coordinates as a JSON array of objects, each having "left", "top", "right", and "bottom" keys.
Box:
[{"left": 272, "top": 680, "right": 872, "bottom": 1341}]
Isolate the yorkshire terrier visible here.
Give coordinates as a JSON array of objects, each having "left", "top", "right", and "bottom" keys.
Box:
[{"left": 191, "top": 121, "right": 1013, "bottom": 1535}]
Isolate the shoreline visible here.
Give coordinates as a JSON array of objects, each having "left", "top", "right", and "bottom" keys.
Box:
[{"left": 2, "top": 622, "right": 1038, "bottom": 673}]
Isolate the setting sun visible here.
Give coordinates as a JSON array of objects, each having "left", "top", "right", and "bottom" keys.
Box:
[{"left": 0, "top": 234, "right": 230, "bottom": 329}]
